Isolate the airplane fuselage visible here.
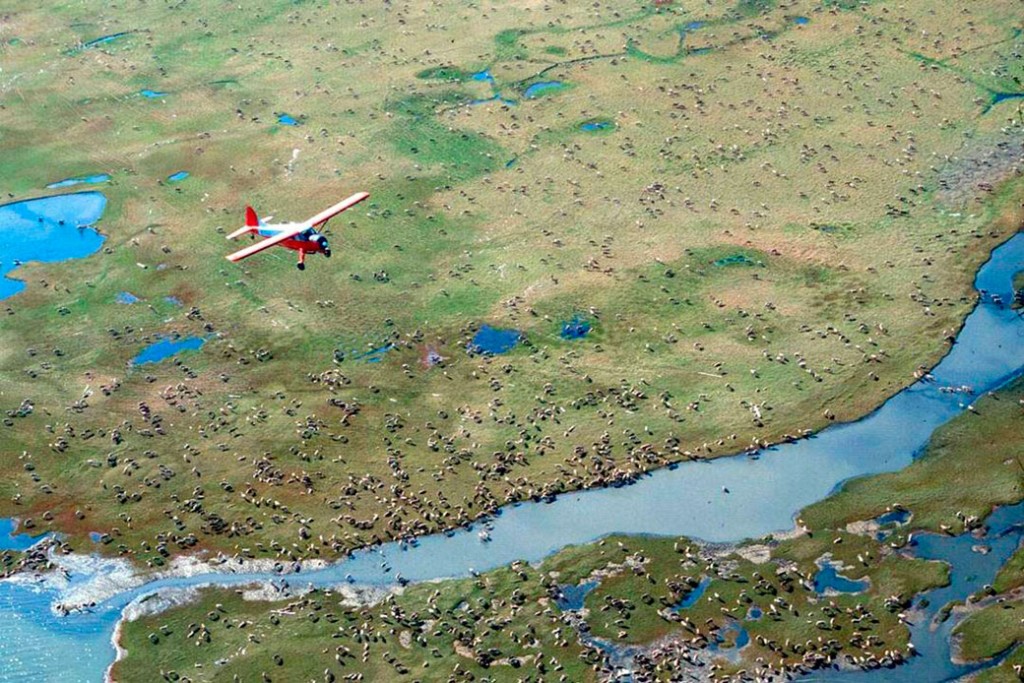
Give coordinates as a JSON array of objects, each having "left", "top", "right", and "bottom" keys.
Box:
[
  {"left": 226, "top": 191, "right": 368, "bottom": 270},
  {"left": 256, "top": 224, "right": 330, "bottom": 256}
]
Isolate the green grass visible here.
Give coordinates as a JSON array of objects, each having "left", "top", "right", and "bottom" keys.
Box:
[
  {"left": 955, "top": 601, "right": 1024, "bottom": 662},
  {"left": 800, "top": 377, "right": 1024, "bottom": 535},
  {"left": 113, "top": 367, "right": 1024, "bottom": 680},
  {"left": 0, "top": 0, "right": 1021, "bottom": 585}
]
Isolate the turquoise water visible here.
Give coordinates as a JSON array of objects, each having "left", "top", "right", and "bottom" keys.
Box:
[
  {"left": 46, "top": 174, "right": 110, "bottom": 190},
  {"left": 82, "top": 33, "right": 127, "bottom": 49},
  {"left": 166, "top": 171, "right": 189, "bottom": 182},
  {"left": 139, "top": 89, "right": 166, "bottom": 99},
  {"left": 277, "top": 113, "right": 299, "bottom": 126},
  {"left": 992, "top": 92, "right": 1024, "bottom": 105},
  {"left": 0, "top": 193, "right": 106, "bottom": 300},
  {"left": 0, "top": 221, "right": 1022, "bottom": 680},
  {"left": 115, "top": 291, "right": 138, "bottom": 304},
  {"left": 524, "top": 81, "right": 565, "bottom": 98},
  {"left": 580, "top": 121, "right": 613, "bottom": 132},
  {"left": 131, "top": 336, "right": 206, "bottom": 365}
]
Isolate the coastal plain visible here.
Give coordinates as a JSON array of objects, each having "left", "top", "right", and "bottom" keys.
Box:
[{"left": 0, "top": 0, "right": 1023, "bottom": 680}]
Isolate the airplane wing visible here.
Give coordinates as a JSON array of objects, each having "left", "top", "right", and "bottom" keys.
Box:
[
  {"left": 225, "top": 225, "right": 307, "bottom": 262},
  {"left": 225, "top": 225, "right": 252, "bottom": 240},
  {"left": 305, "top": 191, "right": 370, "bottom": 228}
]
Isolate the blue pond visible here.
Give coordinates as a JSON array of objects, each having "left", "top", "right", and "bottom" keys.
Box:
[
  {"left": 876, "top": 509, "right": 911, "bottom": 526},
  {"left": 793, "top": 16, "right": 810, "bottom": 25},
  {"left": 351, "top": 343, "right": 395, "bottom": 363},
  {"left": 561, "top": 316, "right": 591, "bottom": 339},
  {"left": 674, "top": 576, "right": 711, "bottom": 610},
  {"left": 0, "top": 233, "right": 1023, "bottom": 682},
  {"left": 555, "top": 581, "right": 598, "bottom": 611},
  {"left": 710, "top": 620, "right": 749, "bottom": 654},
  {"left": 277, "top": 113, "right": 300, "bottom": 126},
  {"left": 747, "top": 606, "right": 762, "bottom": 620},
  {"left": 139, "top": 89, "right": 166, "bottom": 99},
  {"left": 470, "top": 69, "right": 494, "bottom": 83},
  {"left": 88, "top": 532, "right": 104, "bottom": 543},
  {"left": 82, "top": 33, "right": 127, "bottom": 49},
  {"left": 524, "top": 81, "right": 565, "bottom": 98},
  {"left": 131, "top": 336, "right": 206, "bottom": 365},
  {"left": 468, "top": 325, "right": 521, "bottom": 354},
  {"left": 0, "top": 519, "right": 48, "bottom": 552},
  {"left": 468, "top": 95, "right": 517, "bottom": 106},
  {"left": 814, "top": 562, "right": 868, "bottom": 594},
  {"left": 167, "top": 171, "right": 189, "bottom": 182},
  {"left": 115, "top": 291, "right": 139, "bottom": 304},
  {"left": 685, "top": 21, "right": 705, "bottom": 30},
  {"left": 993, "top": 92, "right": 1024, "bottom": 105},
  {"left": 46, "top": 174, "right": 110, "bottom": 190},
  {"left": 0, "top": 192, "right": 107, "bottom": 300},
  {"left": 580, "top": 121, "right": 613, "bottom": 132}
]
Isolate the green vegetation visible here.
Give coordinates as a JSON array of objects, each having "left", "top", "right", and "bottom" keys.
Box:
[
  {"left": 112, "top": 331, "right": 1024, "bottom": 681},
  {"left": 955, "top": 601, "right": 1024, "bottom": 663},
  {"left": 0, "top": 0, "right": 1021, "bottom": 625},
  {"left": 800, "top": 377, "right": 1024, "bottom": 535}
]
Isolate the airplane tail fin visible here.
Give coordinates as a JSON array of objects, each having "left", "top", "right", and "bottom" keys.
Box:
[{"left": 227, "top": 206, "right": 260, "bottom": 240}]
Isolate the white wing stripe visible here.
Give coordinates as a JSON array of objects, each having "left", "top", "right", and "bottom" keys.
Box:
[
  {"left": 304, "top": 192, "right": 370, "bottom": 227},
  {"left": 226, "top": 225, "right": 306, "bottom": 262}
]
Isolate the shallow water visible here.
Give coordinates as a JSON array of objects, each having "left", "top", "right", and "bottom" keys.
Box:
[
  {"left": 0, "top": 192, "right": 106, "bottom": 300},
  {"left": 814, "top": 563, "right": 868, "bottom": 594},
  {"left": 46, "top": 174, "right": 110, "bottom": 190},
  {"left": 524, "top": 81, "right": 565, "bottom": 98},
  {"left": 555, "top": 580, "right": 598, "bottom": 611},
  {"left": 82, "top": 33, "right": 127, "bottom": 49},
  {"left": 468, "top": 324, "right": 521, "bottom": 354},
  {"left": 277, "top": 113, "right": 299, "bottom": 126},
  {"left": 807, "top": 501, "right": 1024, "bottom": 682},
  {"left": 0, "top": 520, "right": 49, "bottom": 552},
  {"left": 673, "top": 576, "right": 711, "bottom": 610},
  {"left": 561, "top": 315, "right": 591, "bottom": 339},
  {"left": 131, "top": 336, "right": 205, "bottom": 365},
  {"left": 0, "top": 229, "right": 1022, "bottom": 681},
  {"left": 166, "top": 171, "right": 189, "bottom": 182}
]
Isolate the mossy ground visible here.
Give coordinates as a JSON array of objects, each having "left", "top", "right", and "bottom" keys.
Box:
[
  {"left": 113, "top": 374, "right": 1024, "bottom": 681},
  {"left": 0, "top": 0, "right": 1022, "bottom": 606}
]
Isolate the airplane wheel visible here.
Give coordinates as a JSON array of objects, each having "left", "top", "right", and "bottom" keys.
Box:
[{"left": 297, "top": 262, "right": 306, "bottom": 271}]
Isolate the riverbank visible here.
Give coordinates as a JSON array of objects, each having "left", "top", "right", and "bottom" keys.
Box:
[
  {"left": 108, "top": 374, "right": 1024, "bottom": 682},
  {"left": 25, "top": 229, "right": 1021, "bottom": 682}
]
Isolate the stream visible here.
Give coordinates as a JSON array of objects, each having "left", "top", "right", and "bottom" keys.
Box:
[{"left": 0, "top": 192, "right": 1021, "bottom": 682}]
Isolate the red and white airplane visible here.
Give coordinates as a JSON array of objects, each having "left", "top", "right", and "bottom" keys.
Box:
[{"left": 226, "top": 191, "right": 370, "bottom": 270}]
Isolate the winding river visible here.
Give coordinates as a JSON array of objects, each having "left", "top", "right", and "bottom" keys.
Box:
[{"left": 0, "top": 193, "right": 1022, "bottom": 682}]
